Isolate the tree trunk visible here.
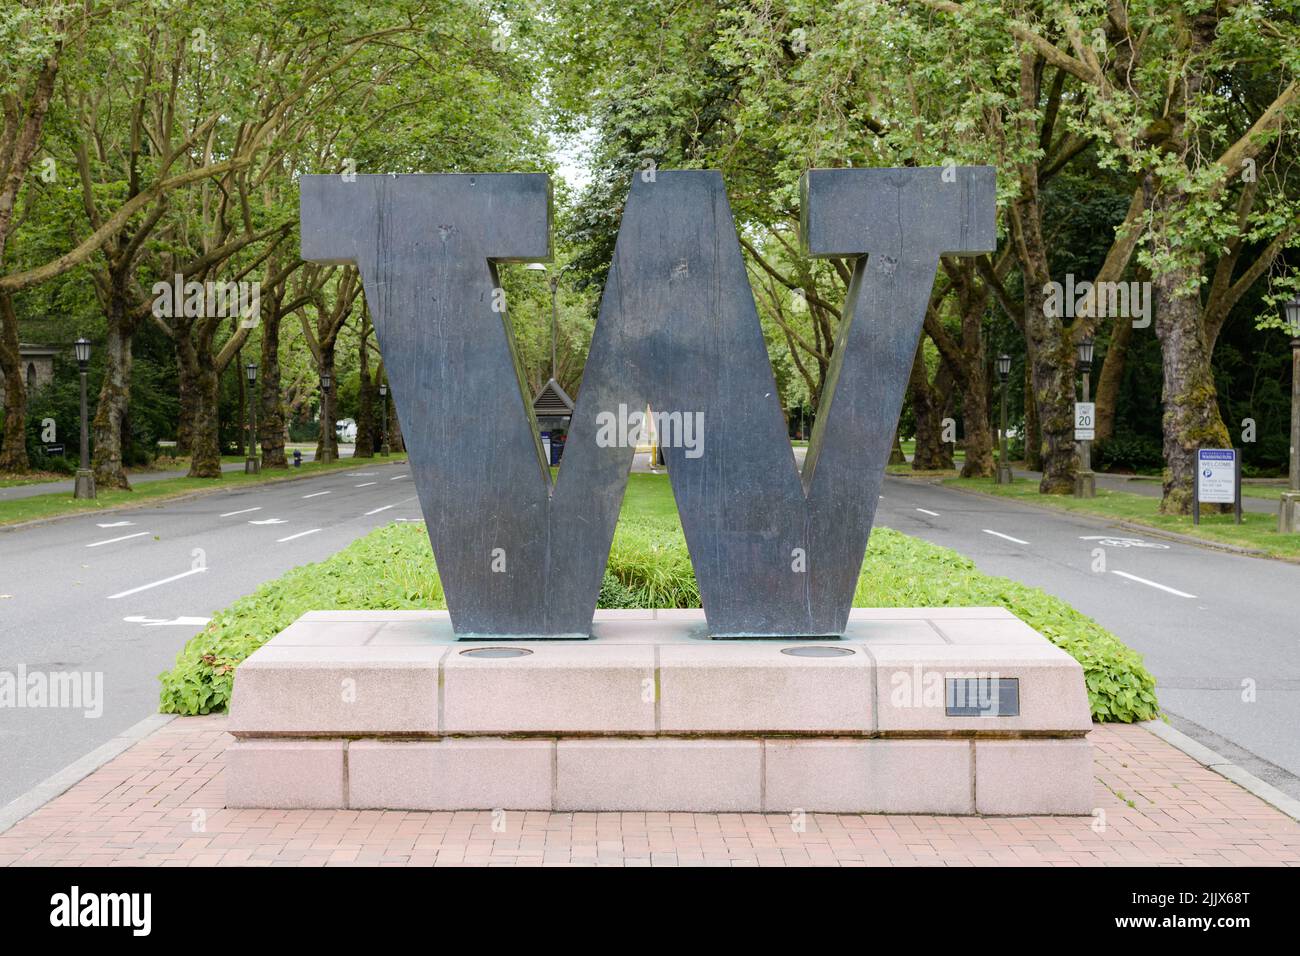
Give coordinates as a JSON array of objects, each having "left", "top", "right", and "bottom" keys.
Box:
[
  {"left": 0, "top": 294, "right": 29, "bottom": 472},
  {"left": 909, "top": 345, "right": 955, "bottom": 470},
  {"left": 1153, "top": 264, "right": 1229, "bottom": 514},
  {"left": 315, "top": 342, "right": 338, "bottom": 460},
  {"left": 1028, "top": 334, "right": 1078, "bottom": 494},
  {"left": 176, "top": 357, "right": 198, "bottom": 456},
  {"left": 1093, "top": 316, "right": 1131, "bottom": 444},
  {"left": 235, "top": 349, "right": 246, "bottom": 463},
  {"left": 388, "top": 398, "right": 405, "bottom": 452},
  {"left": 355, "top": 328, "right": 374, "bottom": 458},
  {"left": 889, "top": 425, "right": 906, "bottom": 465},
  {"left": 187, "top": 363, "right": 222, "bottom": 478},
  {"left": 259, "top": 311, "right": 287, "bottom": 469},
  {"left": 92, "top": 307, "right": 132, "bottom": 489},
  {"left": 1018, "top": 227, "right": 1076, "bottom": 494},
  {"left": 959, "top": 363, "right": 995, "bottom": 478},
  {"left": 1022, "top": 348, "right": 1041, "bottom": 471}
]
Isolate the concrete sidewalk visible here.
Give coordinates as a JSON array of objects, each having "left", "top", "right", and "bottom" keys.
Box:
[{"left": 2, "top": 715, "right": 1296, "bottom": 866}]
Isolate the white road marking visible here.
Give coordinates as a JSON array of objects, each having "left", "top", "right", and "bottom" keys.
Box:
[
  {"left": 348, "top": 472, "right": 377, "bottom": 477},
  {"left": 390, "top": 474, "right": 408, "bottom": 480},
  {"left": 123, "top": 615, "right": 212, "bottom": 627},
  {"left": 249, "top": 518, "right": 288, "bottom": 525},
  {"left": 96, "top": 521, "right": 134, "bottom": 528},
  {"left": 982, "top": 529, "right": 1029, "bottom": 545},
  {"left": 302, "top": 491, "right": 331, "bottom": 499},
  {"left": 916, "top": 508, "right": 941, "bottom": 517},
  {"left": 1110, "top": 569, "right": 1197, "bottom": 599},
  {"left": 220, "top": 507, "right": 261, "bottom": 517},
  {"left": 277, "top": 528, "right": 321, "bottom": 543},
  {"left": 1079, "top": 535, "right": 1170, "bottom": 550},
  {"left": 365, "top": 505, "right": 395, "bottom": 516},
  {"left": 107, "top": 567, "right": 206, "bottom": 600},
  {"left": 356, "top": 481, "right": 377, "bottom": 487},
  {"left": 86, "top": 531, "right": 149, "bottom": 548}
]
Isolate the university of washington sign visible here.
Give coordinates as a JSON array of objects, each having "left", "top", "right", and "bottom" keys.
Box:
[{"left": 300, "top": 167, "right": 995, "bottom": 638}]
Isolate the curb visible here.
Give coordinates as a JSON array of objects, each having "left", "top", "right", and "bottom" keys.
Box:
[
  {"left": 0, "top": 456, "right": 409, "bottom": 535},
  {"left": 0, "top": 713, "right": 177, "bottom": 837},
  {"left": 1140, "top": 720, "right": 1300, "bottom": 823},
  {"left": 927, "top": 478, "right": 1282, "bottom": 562}
]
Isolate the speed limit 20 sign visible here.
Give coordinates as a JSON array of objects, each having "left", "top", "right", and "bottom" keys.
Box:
[{"left": 1074, "top": 402, "right": 1095, "bottom": 441}]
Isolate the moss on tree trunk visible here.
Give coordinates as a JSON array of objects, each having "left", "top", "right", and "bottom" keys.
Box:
[
  {"left": 1153, "top": 266, "right": 1230, "bottom": 515},
  {"left": 92, "top": 311, "right": 132, "bottom": 490},
  {"left": 187, "top": 365, "right": 222, "bottom": 478},
  {"left": 0, "top": 296, "right": 29, "bottom": 473},
  {"left": 959, "top": 364, "right": 995, "bottom": 478},
  {"left": 259, "top": 310, "right": 287, "bottom": 469}
]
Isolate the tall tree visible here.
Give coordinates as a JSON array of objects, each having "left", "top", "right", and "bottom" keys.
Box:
[
  {"left": 918, "top": 0, "right": 1300, "bottom": 510},
  {"left": 0, "top": 1, "right": 88, "bottom": 471}
]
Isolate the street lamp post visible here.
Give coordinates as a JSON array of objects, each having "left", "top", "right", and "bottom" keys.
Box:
[
  {"left": 996, "top": 353, "right": 1013, "bottom": 485},
  {"left": 1074, "top": 338, "right": 1096, "bottom": 498},
  {"left": 73, "top": 337, "right": 95, "bottom": 500},
  {"left": 1279, "top": 296, "right": 1300, "bottom": 532},
  {"left": 244, "top": 361, "right": 260, "bottom": 474},
  {"left": 379, "top": 382, "right": 390, "bottom": 456},
  {"left": 320, "top": 370, "right": 333, "bottom": 465}
]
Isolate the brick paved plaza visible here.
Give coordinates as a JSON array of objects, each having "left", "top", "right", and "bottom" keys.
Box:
[{"left": 1, "top": 716, "right": 1296, "bottom": 867}]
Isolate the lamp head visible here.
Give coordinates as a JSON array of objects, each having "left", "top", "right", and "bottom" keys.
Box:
[
  {"left": 1283, "top": 295, "right": 1300, "bottom": 340},
  {"left": 1077, "top": 338, "right": 1095, "bottom": 371}
]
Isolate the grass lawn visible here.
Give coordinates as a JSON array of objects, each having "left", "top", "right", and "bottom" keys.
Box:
[
  {"left": 1, "top": 453, "right": 247, "bottom": 488},
  {"left": 160, "top": 472, "right": 1159, "bottom": 723},
  {"left": 0, "top": 453, "right": 407, "bottom": 527},
  {"left": 1241, "top": 484, "right": 1289, "bottom": 501},
  {"left": 887, "top": 463, "right": 961, "bottom": 477},
  {"left": 942, "top": 476, "right": 1300, "bottom": 560},
  {"left": 889, "top": 438, "right": 967, "bottom": 476},
  {"left": 0, "top": 471, "right": 69, "bottom": 488}
]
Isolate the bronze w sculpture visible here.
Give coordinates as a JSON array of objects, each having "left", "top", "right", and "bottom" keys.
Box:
[{"left": 301, "top": 167, "right": 995, "bottom": 638}]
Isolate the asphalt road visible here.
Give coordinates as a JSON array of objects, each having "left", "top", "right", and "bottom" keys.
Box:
[
  {"left": 874, "top": 475, "right": 1300, "bottom": 800},
  {"left": 1, "top": 457, "right": 1297, "bottom": 810},
  {"left": 0, "top": 458, "right": 416, "bottom": 805}
]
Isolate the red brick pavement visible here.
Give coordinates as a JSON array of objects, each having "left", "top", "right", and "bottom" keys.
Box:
[{"left": 1, "top": 716, "right": 1296, "bottom": 866}]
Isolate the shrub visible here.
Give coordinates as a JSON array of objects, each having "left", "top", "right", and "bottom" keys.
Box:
[{"left": 1094, "top": 432, "right": 1163, "bottom": 474}]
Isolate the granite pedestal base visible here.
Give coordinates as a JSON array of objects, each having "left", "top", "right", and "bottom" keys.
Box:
[{"left": 225, "top": 608, "right": 1094, "bottom": 814}]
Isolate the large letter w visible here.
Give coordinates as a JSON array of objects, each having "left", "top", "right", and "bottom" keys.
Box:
[{"left": 301, "top": 168, "right": 994, "bottom": 637}]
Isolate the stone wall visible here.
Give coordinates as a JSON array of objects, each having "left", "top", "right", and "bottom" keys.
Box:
[{"left": 0, "top": 346, "right": 56, "bottom": 406}]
